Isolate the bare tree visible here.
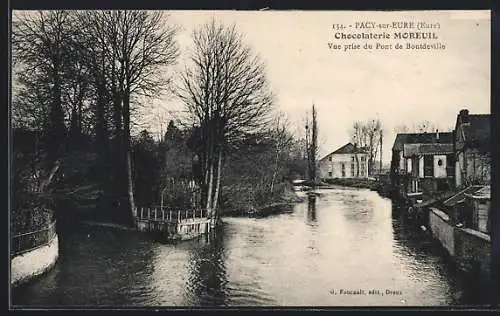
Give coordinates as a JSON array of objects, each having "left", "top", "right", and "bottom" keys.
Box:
[
  {"left": 269, "top": 113, "right": 294, "bottom": 193},
  {"left": 305, "top": 104, "right": 318, "bottom": 184},
  {"left": 178, "top": 20, "right": 273, "bottom": 220},
  {"left": 77, "top": 10, "right": 179, "bottom": 225},
  {"left": 394, "top": 120, "right": 440, "bottom": 134},
  {"left": 12, "top": 11, "right": 75, "bottom": 167},
  {"left": 350, "top": 118, "right": 383, "bottom": 176}
]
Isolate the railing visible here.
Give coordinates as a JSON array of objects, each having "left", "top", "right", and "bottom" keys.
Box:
[
  {"left": 134, "top": 207, "right": 208, "bottom": 222},
  {"left": 11, "top": 220, "right": 57, "bottom": 257}
]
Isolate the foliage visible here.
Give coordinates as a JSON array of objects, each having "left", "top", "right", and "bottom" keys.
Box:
[
  {"left": 178, "top": 20, "right": 273, "bottom": 217},
  {"left": 11, "top": 10, "right": 179, "bottom": 228}
]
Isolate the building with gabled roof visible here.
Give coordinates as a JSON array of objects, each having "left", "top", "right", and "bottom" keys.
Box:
[
  {"left": 319, "top": 142, "right": 369, "bottom": 179},
  {"left": 390, "top": 130, "right": 455, "bottom": 201},
  {"left": 453, "top": 109, "right": 490, "bottom": 188}
]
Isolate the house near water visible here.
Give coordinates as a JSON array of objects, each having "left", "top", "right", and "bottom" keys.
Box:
[
  {"left": 453, "top": 109, "right": 491, "bottom": 188},
  {"left": 390, "top": 130, "right": 454, "bottom": 202},
  {"left": 319, "top": 143, "right": 369, "bottom": 180},
  {"left": 390, "top": 109, "right": 492, "bottom": 281}
]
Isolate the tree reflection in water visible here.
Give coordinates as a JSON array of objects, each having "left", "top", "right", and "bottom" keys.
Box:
[
  {"left": 307, "top": 197, "right": 317, "bottom": 225},
  {"left": 184, "top": 224, "right": 228, "bottom": 306}
]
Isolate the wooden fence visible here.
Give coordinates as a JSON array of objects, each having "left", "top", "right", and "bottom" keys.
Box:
[{"left": 134, "top": 207, "right": 208, "bottom": 223}]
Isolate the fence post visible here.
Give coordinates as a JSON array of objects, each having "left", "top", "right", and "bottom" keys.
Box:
[
  {"left": 169, "top": 210, "right": 172, "bottom": 222},
  {"left": 154, "top": 208, "right": 157, "bottom": 220},
  {"left": 162, "top": 208, "right": 165, "bottom": 221},
  {"left": 141, "top": 207, "right": 144, "bottom": 219},
  {"left": 178, "top": 210, "right": 181, "bottom": 223}
]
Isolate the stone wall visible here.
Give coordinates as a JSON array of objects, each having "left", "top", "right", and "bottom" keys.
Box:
[
  {"left": 454, "top": 227, "right": 491, "bottom": 280},
  {"left": 429, "top": 207, "right": 455, "bottom": 256},
  {"left": 11, "top": 235, "right": 59, "bottom": 287},
  {"left": 428, "top": 207, "right": 491, "bottom": 281}
]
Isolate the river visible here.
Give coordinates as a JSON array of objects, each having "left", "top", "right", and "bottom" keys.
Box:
[{"left": 12, "top": 187, "right": 483, "bottom": 307}]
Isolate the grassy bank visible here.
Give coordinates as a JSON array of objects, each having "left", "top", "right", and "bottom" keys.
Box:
[
  {"left": 220, "top": 181, "right": 306, "bottom": 217},
  {"left": 321, "top": 178, "right": 378, "bottom": 189}
]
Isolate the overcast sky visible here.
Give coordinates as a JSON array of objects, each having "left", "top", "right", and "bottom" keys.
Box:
[
  {"left": 139, "top": 10, "right": 490, "bottom": 164},
  {"left": 14, "top": 10, "right": 489, "bottom": 164}
]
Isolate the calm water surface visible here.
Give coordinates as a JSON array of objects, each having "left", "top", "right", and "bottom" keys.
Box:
[{"left": 12, "top": 187, "right": 478, "bottom": 307}]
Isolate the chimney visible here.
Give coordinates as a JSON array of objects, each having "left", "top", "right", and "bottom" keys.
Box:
[{"left": 459, "top": 109, "right": 470, "bottom": 124}]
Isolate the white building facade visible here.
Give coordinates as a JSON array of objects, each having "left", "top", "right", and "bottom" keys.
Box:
[{"left": 319, "top": 143, "right": 369, "bottom": 179}]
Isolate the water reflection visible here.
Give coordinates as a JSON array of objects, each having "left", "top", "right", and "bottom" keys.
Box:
[
  {"left": 390, "top": 204, "right": 490, "bottom": 306},
  {"left": 306, "top": 198, "right": 317, "bottom": 225},
  {"left": 12, "top": 227, "right": 156, "bottom": 307},
  {"left": 13, "top": 188, "right": 480, "bottom": 307},
  {"left": 184, "top": 228, "right": 229, "bottom": 306}
]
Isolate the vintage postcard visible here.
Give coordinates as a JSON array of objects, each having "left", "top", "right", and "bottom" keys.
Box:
[{"left": 10, "top": 9, "right": 493, "bottom": 308}]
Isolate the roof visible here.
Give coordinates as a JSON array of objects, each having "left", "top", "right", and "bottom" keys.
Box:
[
  {"left": 392, "top": 132, "right": 453, "bottom": 152},
  {"left": 321, "top": 142, "right": 368, "bottom": 160},
  {"left": 403, "top": 143, "right": 454, "bottom": 157},
  {"left": 465, "top": 185, "right": 490, "bottom": 200},
  {"left": 443, "top": 185, "right": 485, "bottom": 207}
]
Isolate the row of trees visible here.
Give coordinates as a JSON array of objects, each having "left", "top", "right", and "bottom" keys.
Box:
[
  {"left": 12, "top": 11, "right": 308, "bottom": 226},
  {"left": 13, "top": 11, "right": 179, "bottom": 226}
]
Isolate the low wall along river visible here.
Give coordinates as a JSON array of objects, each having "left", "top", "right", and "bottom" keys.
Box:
[
  {"left": 429, "top": 207, "right": 491, "bottom": 281},
  {"left": 11, "top": 235, "right": 59, "bottom": 287}
]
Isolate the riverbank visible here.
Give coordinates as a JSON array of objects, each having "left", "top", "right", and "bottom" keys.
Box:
[
  {"left": 322, "top": 178, "right": 377, "bottom": 189},
  {"left": 12, "top": 187, "right": 480, "bottom": 306},
  {"left": 11, "top": 235, "right": 59, "bottom": 287},
  {"left": 221, "top": 183, "right": 307, "bottom": 217}
]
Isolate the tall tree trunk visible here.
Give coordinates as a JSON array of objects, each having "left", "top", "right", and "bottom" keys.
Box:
[
  {"left": 271, "top": 143, "right": 280, "bottom": 194},
  {"left": 126, "top": 149, "right": 135, "bottom": 222},
  {"left": 46, "top": 66, "right": 66, "bottom": 167},
  {"left": 122, "top": 89, "right": 135, "bottom": 226},
  {"left": 379, "top": 131, "right": 383, "bottom": 174},
  {"left": 206, "top": 162, "right": 214, "bottom": 216},
  {"left": 212, "top": 149, "right": 223, "bottom": 219},
  {"left": 311, "top": 106, "right": 317, "bottom": 184}
]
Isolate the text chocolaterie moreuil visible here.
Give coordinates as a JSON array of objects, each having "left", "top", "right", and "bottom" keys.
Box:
[{"left": 333, "top": 32, "right": 439, "bottom": 40}]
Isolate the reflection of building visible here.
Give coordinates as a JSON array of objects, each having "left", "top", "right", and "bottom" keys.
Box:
[
  {"left": 390, "top": 131, "right": 454, "bottom": 200},
  {"left": 453, "top": 109, "right": 491, "bottom": 188},
  {"left": 319, "top": 143, "right": 369, "bottom": 180}
]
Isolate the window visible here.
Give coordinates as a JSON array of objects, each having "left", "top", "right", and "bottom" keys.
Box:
[
  {"left": 341, "top": 163, "right": 345, "bottom": 177},
  {"left": 352, "top": 156, "right": 355, "bottom": 162},
  {"left": 328, "top": 171, "right": 332, "bottom": 177},
  {"left": 351, "top": 163, "right": 355, "bottom": 177},
  {"left": 424, "top": 155, "right": 434, "bottom": 177},
  {"left": 328, "top": 156, "right": 332, "bottom": 161},
  {"left": 361, "top": 156, "right": 366, "bottom": 162}
]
